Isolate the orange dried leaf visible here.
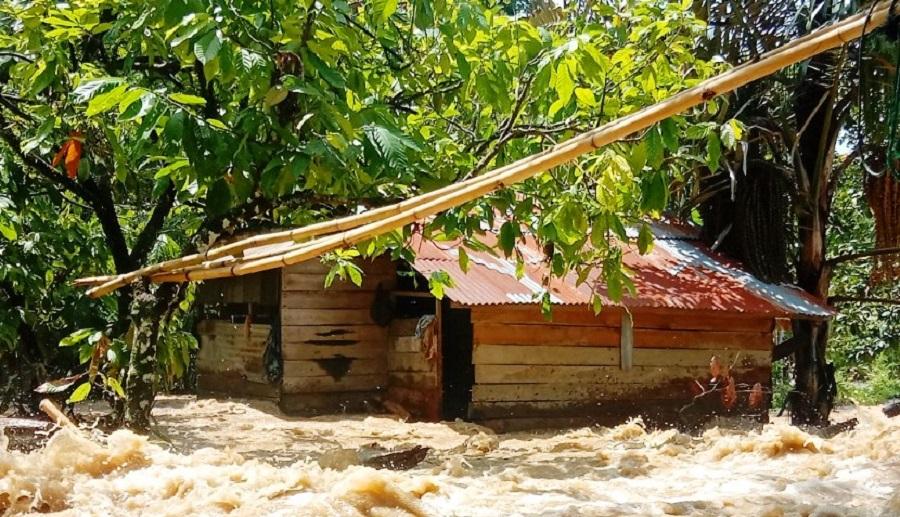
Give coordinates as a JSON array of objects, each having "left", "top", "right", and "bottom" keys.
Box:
[
  {"left": 52, "top": 140, "right": 71, "bottom": 168},
  {"left": 64, "top": 139, "right": 83, "bottom": 179}
]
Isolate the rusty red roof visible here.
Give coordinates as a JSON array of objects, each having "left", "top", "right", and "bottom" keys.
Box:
[{"left": 408, "top": 222, "right": 833, "bottom": 319}]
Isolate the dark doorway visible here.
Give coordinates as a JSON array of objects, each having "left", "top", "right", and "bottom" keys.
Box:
[{"left": 441, "top": 300, "right": 473, "bottom": 420}]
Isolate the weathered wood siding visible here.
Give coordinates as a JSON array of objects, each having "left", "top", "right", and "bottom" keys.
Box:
[
  {"left": 467, "top": 306, "right": 774, "bottom": 430},
  {"left": 385, "top": 318, "right": 441, "bottom": 420},
  {"left": 279, "top": 258, "right": 395, "bottom": 414},
  {"left": 196, "top": 320, "right": 278, "bottom": 399}
]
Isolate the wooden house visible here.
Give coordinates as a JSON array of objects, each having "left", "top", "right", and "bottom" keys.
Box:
[{"left": 194, "top": 222, "right": 832, "bottom": 431}]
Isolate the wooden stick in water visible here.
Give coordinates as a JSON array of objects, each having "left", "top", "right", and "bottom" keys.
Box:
[{"left": 39, "top": 398, "right": 75, "bottom": 429}]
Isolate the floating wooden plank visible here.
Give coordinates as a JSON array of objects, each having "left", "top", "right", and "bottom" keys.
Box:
[
  {"left": 473, "top": 345, "right": 619, "bottom": 366},
  {"left": 469, "top": 306, "right": 621, "bottom": 326},
  {"left": 392, "top": 335, "right": 422, "bottom": 352},
  {"left": 474, "top": 364, "right": 709, "bottom": 385},
  {"left": 633, "top": 329, "right": 772, "bottom": 350},
  {"left": 281, "top": 342, "right": 387, "bottom": 360},
  {"left": 282, "top": 308, "right": 378, "bottom": 326},
  {"left": 632, "top": 348, "right": 771, "bottom": 368},
  {"left": 471, "top": 381, "right": 692, "bottom": 402},
  {"left": 282, "top": 373, "right": 386, "bottom": 392},
  {"left": 282, "top": 325, "right": 387, "bottom": 345},
  {"left": 388, "top": 352, "right": 435, "bottom": 373},
  {"left": 282, "top": 358, "right": 387, "bottom": 377},
  {"left": 473, "top": 323, "right": 619, "bottom": 347},
  {"left": 281, "top": 291, "right": 376, "bottom": 309}
]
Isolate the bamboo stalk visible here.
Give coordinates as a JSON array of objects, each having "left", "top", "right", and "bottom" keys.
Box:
[
  {"left": 96, "top": 1, "right": 900, "bottom": 291},
  {"left": 82, "top": 156, "right": 537, "bottom": 294}
]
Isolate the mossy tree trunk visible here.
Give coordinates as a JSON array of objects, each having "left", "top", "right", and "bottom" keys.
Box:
[{"left": 124, "top": 280, "right": 176, "bottom": 430}]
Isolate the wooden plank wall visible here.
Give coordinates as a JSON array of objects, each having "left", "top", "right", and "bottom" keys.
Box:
[
  {"left": 467, "top": 305, "right": 774, "bottom": 430},
  {"left": 196, "top": 320, "right": 278, "bottom": 399},
  {"left": 386, "top": 318, "right": 441, "bottom": 420},
  {"left": 279, "top": 258, "right": 395, "bottom": 414}
]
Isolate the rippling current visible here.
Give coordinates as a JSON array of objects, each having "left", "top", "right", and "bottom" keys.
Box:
[{"left": 2, "top": 396, "right": 897, "bottom": 516}]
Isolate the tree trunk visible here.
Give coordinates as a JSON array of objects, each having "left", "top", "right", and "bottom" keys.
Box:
[
  {"left": 790, "top": 43, "right": 843, "bottom": 426},
  {"left": 124, "top": 280, "right": 175, "bottom": 429}
]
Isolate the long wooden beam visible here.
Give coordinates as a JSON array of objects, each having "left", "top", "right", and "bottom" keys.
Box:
[{"left": 86, "top": 0, "right": 900, "bottom": 295}]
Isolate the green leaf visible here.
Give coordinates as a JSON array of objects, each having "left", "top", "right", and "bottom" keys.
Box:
[
  {"left": 554, "top": 61, "right": 575, "bottom": 106},
  {"left": 0, "top": 221, "right": 16, "bottom": 241},
  {"left": 499, "top": 221, "right": 516, "bottom": 257},
  {"left": 660, "top": 118, "right": 679, "bottom": 152},
  {"left": 86, "top": 83, "right": 128, "bottom": 116},
  {"left": 264, "top": 85, "right": 289, "bottom": 107},
  {"left": 72, "top": 77, "right": 124, "bottom": 103},
  {"left": 428, "top": 270, "right": 454, "bottom": 299},
  {"left": 721, "top": 119, "right": 743, "bottom": 149},
  {"left": 591, "top": 294, "right": 603, "bottom": 316},
  {"left": 691, "top": 207, "right": 704, "bottom": 225},
  {"left": 637, "top": 223, "right": 654, "bottom": 254},
  {"left": 373, "top": 0, "right": 398, "bottom": 23},
  {"left": 105, "top": 377, "right": 125, "bottom": 398},
  {"left": 574, "top": 87, "right": 596, "bottom": 107},
  {"left": 346, "top": 264, "right": 363, "bottom": 286},
  {"left": 306, "top": 52, "right": 345, "bottom": 89},
  {"left": 154, "top": 158, "right": 190, "bottom": 179},
  {"left": 206, "top": 179, "right": 233, "bottom": 216},
  {"left": 60, "top": 328, "right": 93, "bottom": 347},
  {"left": 193, "top": 30, "right": 222, "bottom": 65},
  {"left": 641, "top": 171, "right": 668, "bottom": 212},
  {"left": 168, "top": 92, "right": 207, "bottom": 105},
  {"left": 554, "top": 202, "right": 588, "bottom": 246},
  {"left": 458, "top": 247, "right": 470, "bottom": 273},
  {"left": 365, "top": 124, "right": 417, "bottom": 168},
  {"left": 706, "top": 131, "right": 722, "bottom": 171},
  {"left": 646, "top": 127, "right": 664, "bottom": 169},
  {"left": 67, "top": 382, "right": 91, "bottom": 403}
]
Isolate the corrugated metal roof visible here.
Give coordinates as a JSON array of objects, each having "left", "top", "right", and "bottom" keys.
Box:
[{"left": 408, "top": 222, "right": 834, "bottom": 319}]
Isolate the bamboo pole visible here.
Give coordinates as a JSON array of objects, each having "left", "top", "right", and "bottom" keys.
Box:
[
  {"left": 82, "top": 152, "right": 542, "bottom": 294},
  {"left": 94, "top": 1, "right": 900, "bottom": 292}
]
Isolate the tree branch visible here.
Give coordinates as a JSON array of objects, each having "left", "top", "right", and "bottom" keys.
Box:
[
  {"left": 826, "top": 246, "right": 900, "bottom": 266},
  {"left": 0, "top": 50, "right": 35, "bottom": 63},
  {"left": 129, "top": 183, "right": 177, "bottom": 266},
  {"left": 0, "top": 112, "right": 95, "bottom": 202},
  {"left": 829, "top": 296, "right": 900, "bottom": 306}
]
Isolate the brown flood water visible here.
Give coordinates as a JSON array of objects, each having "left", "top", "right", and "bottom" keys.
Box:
[{"left": 1, "top": 396, "right": 898, "bottom": 516}]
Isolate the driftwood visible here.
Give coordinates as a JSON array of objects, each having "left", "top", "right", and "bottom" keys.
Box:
[
  {"left": 815, "top": 418, "right": 859, "bottom": 438},
  {"left": 359, "top": 444, "right": 430, "bottom": 470},
  {"left": 77, "top": 0, "right": 900, "bottom": 296}
]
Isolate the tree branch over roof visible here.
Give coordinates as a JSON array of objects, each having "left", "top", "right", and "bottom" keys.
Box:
[
  {"left": 829, "top": 296, "right": 900, "bottom": 305},
  {"left": 827, "top": 246, "right": 900, "bottom": 266}
]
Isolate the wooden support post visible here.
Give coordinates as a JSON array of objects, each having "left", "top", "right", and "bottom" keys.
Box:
[{"left": 620, "top": 311, "right": 633, "bottom": 371}]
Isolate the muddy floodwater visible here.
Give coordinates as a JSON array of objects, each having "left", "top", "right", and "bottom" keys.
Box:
[{"left": 1, "top": 396, "right": 898, "bottom": 516}]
